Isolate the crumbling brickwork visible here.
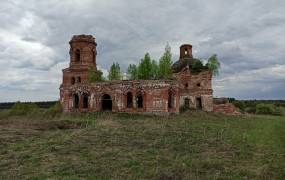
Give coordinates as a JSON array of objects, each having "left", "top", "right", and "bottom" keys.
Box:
[{"left": 60, "top": 35, "right": 214, "bottom": 114}]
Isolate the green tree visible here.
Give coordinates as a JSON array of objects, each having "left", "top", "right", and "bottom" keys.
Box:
[
  {"left": 127, "top": 64, "right": 138, "bottom": 80},
  {"left": 88, "top": 67, "right": 104, "bottom": 82},
  {"left": 138, "top": 53, "right": 152, "bottom": 80},
  {"left": 108, "top": 62, "right": 122, "bottom": 80},
  {"left": 159, "top": 43, "right": 172, "bottom": 79},
  {"left": 151, "top": 60, "right": 159, "bottom": 79},
  {"left": 206, "top": 54, "right": 220, "bottom": 76},
  {"left": 192, "top": 59, "right": 204, "bottom": 74},
  {"left": 95, "top": 70, "right": 105, "bottom": 81}
]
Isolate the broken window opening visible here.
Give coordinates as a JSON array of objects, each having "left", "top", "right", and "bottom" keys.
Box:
[
  {"left": 184, "top": 98, "right": 190, "bottom": 109},
  {"left": 93, "top": 49, "right": 96, "bottom": 63},
  {"left": 75, "top": 49, "right": 80, "bottom": 62},
  {"left": 83, "top": 94, "right": 89, "bottom": 109},
  {"left": 196, "top": 97, "right": 202, "bottom": 109},
  {"left": 77, "top": 77, "right": 81, "bottom": 83},
  {"left": 168, "top": 90, "right": 174, "bottom": 109},
  {"left": 71, "top": 77, "right": 75, "bottom": 85},
  {"left": 127, "top": 92, "right": 133, "bottom": 108},
  {"left": 73, "top": 94, "right": 79, "bottom": 109},
  {"left": 136, "top": 94, "right": 143, "bottom": 109}
]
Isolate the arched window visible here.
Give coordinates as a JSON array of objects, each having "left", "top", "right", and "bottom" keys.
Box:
[
  {"left": 136, "top": 93, "right": 143, "bottom": 109},
  {"left": 73, "top": 94, "right": 79, "bottom": 109},
  {"left": 127, "top": 92, "right": 133, "bottom": 108},
  {"left": 75, "top": 49, "right": 80, "bottom": 62},
  {"left": 77, "top": 77, "right": 81, "bottom": 83},
  {"left": 71, "top": 77, "right": 75, "bottom": 85},
  {"left": 185, "top": 49, "right": 188, "bottom": 55},
  {"left": 83, "top": 94, "right": 89, "bottom": 109}
]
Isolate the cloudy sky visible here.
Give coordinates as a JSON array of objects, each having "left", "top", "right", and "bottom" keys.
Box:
[{"left": 0, "top": 0, "right": 284, "bottom": 102}]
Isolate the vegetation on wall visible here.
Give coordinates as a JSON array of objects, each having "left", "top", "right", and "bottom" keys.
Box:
[
  {"left": 191, "top": 59, "right": 207, "bottom": 74},
  {"left": 91, "top": 44, "right": 220, "bottom": 81},
  {"left": 206, "top": 54, "right": 220, "bottom": 76},
  {"left": 108, "top": 62, "right": 122, "bottom": 80},
  {"left": 88, "top": 67, "right": 104, "bottom": 83},
  {"left": 127, "top": 44, "right": 173, "bottom": 80},
  {"left": 190, "top": 54, "right": 220, "bottom": 76}
]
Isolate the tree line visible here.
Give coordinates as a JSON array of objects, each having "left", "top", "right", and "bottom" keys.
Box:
[{"left": 88, "top": 43, "right": 220, "bottom": 82}]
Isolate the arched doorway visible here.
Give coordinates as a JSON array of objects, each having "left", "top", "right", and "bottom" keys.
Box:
[
  {"left": 136, "top": 93, "right": 143, "bottom": 109},
  {"left": 102, "top": 94, "right": 112, "bottom": 111},
  {"left": 83, "top": 94, "right": 89, "bottom": 109},
  {"left": 127, "top": 92, "right": 133, "bottom": 108},
  {"left": 73, "top": 94, "right": 79, "bottom": 109}
]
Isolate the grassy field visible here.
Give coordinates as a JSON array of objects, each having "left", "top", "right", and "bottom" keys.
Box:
[{"left": 0, "top": 110, "right": 284, "bottom": 179}]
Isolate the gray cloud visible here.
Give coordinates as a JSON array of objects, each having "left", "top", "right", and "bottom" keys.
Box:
[{"left": 0, "top": 0, "right": 284, "bottom": 101}]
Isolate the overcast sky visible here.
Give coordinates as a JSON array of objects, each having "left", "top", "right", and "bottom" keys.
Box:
[{"left": 0, "top": 0, "right": 284, "bottom": 102}]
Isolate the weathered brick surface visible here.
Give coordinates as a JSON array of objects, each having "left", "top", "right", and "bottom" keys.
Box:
[
  {"left": 60, "top": 35, "right": 215, "bottom": 114},
  {"left": 213, "top": 103, "right": 241, "bottom": 115}
]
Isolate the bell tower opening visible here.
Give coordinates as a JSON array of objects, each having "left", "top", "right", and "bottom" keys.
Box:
[
  {"left": 75, "top": 49, "right": 80, "bottom": 62},
  {"left": 179, "top": 44, "right": 193, "bottom": 60}
]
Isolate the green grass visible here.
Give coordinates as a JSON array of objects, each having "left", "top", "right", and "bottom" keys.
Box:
[{"left": 0, "top": 110, "right": 284, "bottom": 179}]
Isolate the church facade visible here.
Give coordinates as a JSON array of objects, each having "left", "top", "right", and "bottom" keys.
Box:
[{"left": 60, "top": 35, "right": 213, "bottom": 114}]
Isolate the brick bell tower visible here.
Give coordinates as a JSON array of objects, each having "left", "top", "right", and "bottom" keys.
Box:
[
  {"left": 179, "top": 44, "right": 193, "bottom": 60},
  {"left": 61, "top": 35, "right": 97, "bottom": 86}
]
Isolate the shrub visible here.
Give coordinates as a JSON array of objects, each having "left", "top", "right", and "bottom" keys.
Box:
[
  {"left": 256, "top": 103, "right": 282, "bottom": 115},
  {"left": 233, "top": 101, "right": 245, "bottom": 112},
  {"left": 44, "top": 101, "right": 62, "bottom": 118},
  {"left": 244, "top": 107, "right": 256, "bottom": 114},
  {"left": 10, "top": 102, "right": 39, "bottom": 115}
]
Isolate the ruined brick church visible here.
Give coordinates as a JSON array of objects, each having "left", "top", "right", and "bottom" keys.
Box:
[{"left": 60, "top": 35, "right": 213, "bottom": 114}]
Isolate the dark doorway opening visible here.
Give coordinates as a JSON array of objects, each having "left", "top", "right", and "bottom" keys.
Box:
[
  {"left": 83, "top": 94, "right": 89, "bottom": 109},
  {"left": 196, "top": 97, "right": 202, "bottom": 109},
  {"left": 184, "top": 98, "right": 190, "bottom": 109},
  {"left": 168, "top": 90, "right": 173, "bottom": 109},
  {"left": 127, "top": 92, "right": 133, "bottom": 108},
  {"left": 136, "top": 94, "right": 143, "bottom": 109},
  {"left": 73, "top": 94, "right": 79, "bottom": 109},
  {"left": 102, "top": 94, "right": 112, "bottom": 111}
]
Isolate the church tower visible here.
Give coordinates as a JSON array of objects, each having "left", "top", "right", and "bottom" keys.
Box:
[
  {"left": 179, "top": 44, "right": 193, "bottom": 60},
  {"left": 61, "top": 35, "right": 97, "bottom": 86}
]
